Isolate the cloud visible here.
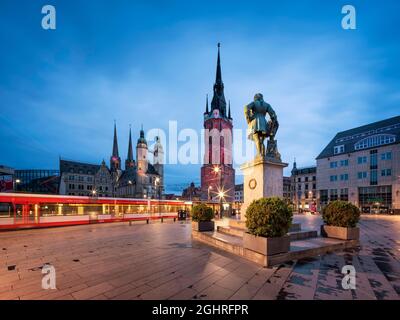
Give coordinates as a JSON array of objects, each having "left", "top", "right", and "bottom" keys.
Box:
[{"left": 1, "top": 1, "right": 399, "bottom": 192}]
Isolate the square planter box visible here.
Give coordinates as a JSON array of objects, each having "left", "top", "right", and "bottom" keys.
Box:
[
  {"left": 321, "top": 225, "right": 359, "bottom": 240},
  {"left": 243, "top": 233, "right": 290, "bottom": 256},
  {"left": 192, "top": 221, "right": 214, "bottom": 232}
]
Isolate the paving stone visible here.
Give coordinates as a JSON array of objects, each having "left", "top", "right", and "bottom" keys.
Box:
[{"left": 0, "top": 217, "right": 399, "bottom": 300}]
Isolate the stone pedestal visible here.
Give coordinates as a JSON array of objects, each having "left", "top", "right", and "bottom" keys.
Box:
[{"left": 240, "top": 157, "right": 288, "bottom": 220}]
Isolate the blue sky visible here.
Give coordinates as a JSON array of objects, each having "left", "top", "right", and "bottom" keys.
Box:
[{"left": 1, "top": 0, "right": 400, "bottom": 194}]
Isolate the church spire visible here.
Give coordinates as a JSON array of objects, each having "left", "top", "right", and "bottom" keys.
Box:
[
  {"left": 215, "top": 43, "right": 222, "bottom": 85},
  {"left": 211, "top": 43, "right": 227, "bottom": 117},
  {"left": 205, "top": 94, "right": 209, "bottom": 114},
  {"left": 291, "top": 157, "right": 297, "bottom": 175},
  {"left": 112, "top": 121, "right": 119, "bottom": 157},
  {"left": 125, "top": 125, "right": 134, "bottom": 169},
  {"left": 228, "top": 100, "right": 231, "bottom": 119},
  {"left": 110, "top": 121, "right": 121, "bottom": 171}
]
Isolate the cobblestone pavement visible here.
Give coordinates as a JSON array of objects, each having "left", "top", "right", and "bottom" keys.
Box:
[{"left": 0, "top": 215, "right": 399, "bottom": 300}]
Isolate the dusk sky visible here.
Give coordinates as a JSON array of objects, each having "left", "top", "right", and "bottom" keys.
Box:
[{"left": 1, "top": 0, "right": 400, "bottom": 194}]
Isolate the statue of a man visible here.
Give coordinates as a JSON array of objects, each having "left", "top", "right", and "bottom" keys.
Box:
[{"left": 244, "top": 93, "right": 279, "bottom": 158}]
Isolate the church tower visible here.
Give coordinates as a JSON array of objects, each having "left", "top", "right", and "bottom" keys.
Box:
[
  {"left": 110, "top": 122, "right": 121, "bottom": 172},
  {"left": 153, "top": 136, "right": 164, "bottom": 191},
  {"left": 125, "top": 126, "right": 135, "bottom": 170},
  {"left": 136, "top": 125, "right": 148, "bottom": 197},
  {"left": 136, "top": 125, "right": 148, "bottom": 175},
  {"left": 200, "top": 43, "right": 235, "bottom": 202}
]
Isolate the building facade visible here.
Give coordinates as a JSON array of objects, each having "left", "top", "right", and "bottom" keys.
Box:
[
  {"left": 181, "top": 182, "right": 201, "bottom": 201},
  {"left": 283, "top": 176, "right": 292, "bottom": 204},
  {"left": 0, "top": 165, "right": 14, "bottom": 192},
  {"left": 14, "top": 169, "right": 59, "bottom": 194},
  {"left": 115, "top": 127, "right": 164, "bottom": 199},
  {"left": 316, "top": 116, "right": 400, "bottom": 214},
  {"left": 59, "top": 160, "right": 105, "bottom": 196},
  {"left": 59, "top": 124, "right": 164, "bottom": 199},
  {"left": 291, "top": 162, "right": 317, "bottom": 212},
  {"left": 234, "top": 184, "right": 244, "bottom": 203},
  {"left": 200, "top": 44, "right": 235, "bottom": 203}
]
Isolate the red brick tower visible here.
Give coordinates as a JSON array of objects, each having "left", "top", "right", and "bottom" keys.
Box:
[{"left": 200, "top": 44, "right": 235, "bottom": 203}]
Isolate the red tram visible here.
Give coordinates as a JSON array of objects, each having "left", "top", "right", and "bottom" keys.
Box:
[{"left": 0, "top": 193, "right": 190, "bottom": 230}]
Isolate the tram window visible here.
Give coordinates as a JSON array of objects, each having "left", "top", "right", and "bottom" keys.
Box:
[
  {"left": 0, "top": 202, "right": 13, "bottom": 218},
  {"left": 40, "top": 204, "right": 58, "bottom": 216},
  {"left": 83, "top": 205, "right": 103, "bottom": 215}
]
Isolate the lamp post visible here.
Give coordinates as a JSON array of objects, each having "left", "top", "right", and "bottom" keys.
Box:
[
  {"left": 155, "top": 177, "right": 161, "bottom": 217},
  {"left": 14, "top": 179, "right": 21, "bottom": 192},
  {"left": 213, "top": 165, "right": 224, "bottom": 219},
  {"left": 217, "top": 190, "right": 226, "bottom": 219},
  {"left": 91, "top": 189, "right": 98, "bottom": 199},
  {"left": 208, "top": 186, "right": 213, "bottom": 201},
  {"left": 213, "top": 166, "right": 223, "bottom": 218}
]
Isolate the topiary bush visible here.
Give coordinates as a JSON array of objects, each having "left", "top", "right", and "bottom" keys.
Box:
[
  {"left": 191, "top": 204, "right": 214, "bottom": 222},
  {"left": 245, "top": 197, "right": 293, "bottom": 237},
  {"left": 322, "top": 200, "right": 360, "bottom": 228}
]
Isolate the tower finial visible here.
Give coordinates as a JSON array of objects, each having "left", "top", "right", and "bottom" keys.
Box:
[
  {"left": 112, "top": 121, "right": 119, "bottom": 157},
  {"left": 205, "top": 94, "right": 209, "bottom": 114},
  {"left": 210, "top": 42, "right": 227, "bottom": 117},
  {"left": 140, "top": 124, "right": 145, "bottom": 139},
  {"left": 110, "top": 121, "right": 121, "bottom": 171},
  {"left": 228, "top": 100, "right": 231, "bottom": 119},
  {"left": 216, "top": 42, "right": 222, "bottom": 84},
  {"left": 126, "top": 125, "right": 134, "bottom": 168}
]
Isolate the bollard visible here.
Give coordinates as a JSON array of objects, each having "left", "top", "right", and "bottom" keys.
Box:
[
  {"left": 146, "top": 219, "right": 149, "bottom": 224},
  {"left": 174, "top": 217, "right": 176, "bottom": 222},
  {"left": 161, "top": 217, "right": 164, "bottom": 223}
]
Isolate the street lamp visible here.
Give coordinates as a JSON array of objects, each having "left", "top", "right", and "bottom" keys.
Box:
[
  {"left": 154, "top": 177, "right": 161, "bottom": 217},
  {"left": 213, "top": 165, "right": 223, "bottom": 218},
  {"left": 14, "top": 179, "right": 21, "bottom": 192},
  {"left": 217, "top": 189, "right": 226, "bottom": 219},
  {"left": 208, "top": 186, "right": 213, "bottom": 201},
  {"left": 155, "top": 177, "right": 161, "bottom": 200}
]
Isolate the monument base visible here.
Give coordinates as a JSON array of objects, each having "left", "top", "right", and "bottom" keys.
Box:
[{"left": 240, "top": 156, "right": 288, "bottom": 220}]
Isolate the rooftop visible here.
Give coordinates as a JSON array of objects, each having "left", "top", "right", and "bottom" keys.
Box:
[{"left": 317, "top": 115, "right": 400, "bottom": 159}]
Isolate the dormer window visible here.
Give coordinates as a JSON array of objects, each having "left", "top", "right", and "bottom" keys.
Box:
[{"left": 334, "top": 145, "right": 344, "bottom": 155}]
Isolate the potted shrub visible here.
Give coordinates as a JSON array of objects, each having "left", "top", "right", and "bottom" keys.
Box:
[
  {"left": 321, "top": 200, "right": 360, "bottom": 240},
  {"left": 191, "top": 204, "right": 214, "bottom": 232},
  {"left": 244, "top": 197, "right": 293, "bottom": 256}
]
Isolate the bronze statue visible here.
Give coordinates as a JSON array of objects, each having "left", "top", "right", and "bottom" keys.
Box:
[{"left": 244, "top": 93, "right": 280, "bottom": 159}]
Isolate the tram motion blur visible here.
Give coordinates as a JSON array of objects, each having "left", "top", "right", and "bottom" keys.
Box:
[{"left": 0, "top": 193, "right": 192, "bottom": 230}]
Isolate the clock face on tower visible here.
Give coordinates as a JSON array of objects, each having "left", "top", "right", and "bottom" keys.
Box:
[{"left": 213, "top": 109, "right": 220, "bottom": 118}]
